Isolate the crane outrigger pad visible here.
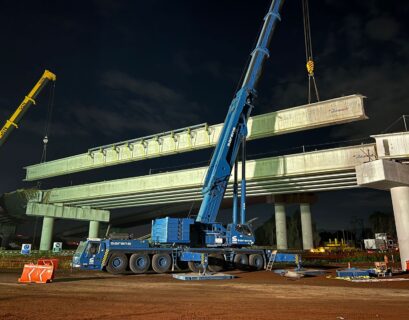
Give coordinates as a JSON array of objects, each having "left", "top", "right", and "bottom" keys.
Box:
[{"left": 172, "top": 272, "right": 234, "bottom": 281}]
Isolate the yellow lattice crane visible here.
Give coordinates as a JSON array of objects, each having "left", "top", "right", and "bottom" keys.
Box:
[{"left": 0, "top": 70, "right": 56, "bottom": 147}]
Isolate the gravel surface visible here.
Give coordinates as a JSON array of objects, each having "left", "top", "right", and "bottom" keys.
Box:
[{"left": 1, "top": 268, "right": 408, "bottom": 320}]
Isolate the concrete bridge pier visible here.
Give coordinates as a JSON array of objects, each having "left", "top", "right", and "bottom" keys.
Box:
[
  {"left": 390, "top": 186, "right": 409, "bottom": 271},
  {"left": 88, "top": 220, "right": 100, "bottom": 238},
  {"left": 275, "top": 203, "right": 288, "bottom": 250},
  {"left": 39, "top": 216, "right": 54, "bottom": 251},
  {"left": 357, "top": 158, "right": 409, "bottom": 271},
  {"left": 300, "top": 203, "right": 314, "bottom": 250},
  {"left": 27, "top": 202, "right": 110, "bottom": 251}
]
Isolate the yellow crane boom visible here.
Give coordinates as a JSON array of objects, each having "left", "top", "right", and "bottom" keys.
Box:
[{"left": 0, "top": 70, "right": 56, "bottom": 147}]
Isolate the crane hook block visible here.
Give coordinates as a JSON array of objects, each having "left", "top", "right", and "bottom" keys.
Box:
[{"left": 306, "top": 59, "right": 315, "bottom": 76}]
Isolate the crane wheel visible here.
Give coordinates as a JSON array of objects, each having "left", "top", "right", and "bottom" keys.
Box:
[
  {"left": 106, "top": 252, "right": 128, "bottom": 274},
  {"left": 208, "top": 254, "right": 224, "bottom": 272},
  {"left": 188, "top": 261, "right": 203, "bottom": 273},
  {"left": 129, "top": 253, "right": 151, "bottom": 274},
  {"left": 152, "top": 253, "right": 172, "bottom": 273},
  {"left": 233, "top": 254, "right": 249, "bottom": 270},
  {"left": 249, "top": 254, "right": 264, "bottom": 270}
]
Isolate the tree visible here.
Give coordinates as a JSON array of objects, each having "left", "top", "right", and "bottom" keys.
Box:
[
  {"left": 368, "top": 211, "right": 396, "bottom": 237},
  {"left": 287, "top": 210, "right": 302, "bottom": 249},
  {"left": 254, "top": 215, "right": 276, "bottom": 246}
]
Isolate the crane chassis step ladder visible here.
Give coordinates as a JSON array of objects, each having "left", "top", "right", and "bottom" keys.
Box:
[
  {"left": 266, "top": 250, "right": 277, "bottom": 271},
  {"left": 266, "top": 251, "right": 302, "bottom": 271},
  {"left": 171, "top": 248, "right": 180, "bottom": 272}
]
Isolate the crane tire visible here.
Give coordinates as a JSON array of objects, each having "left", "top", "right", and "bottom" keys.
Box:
[
  {"left": 208, "top": 254, "right": 224, "bottom": 272},
  {"left": 249, "top": 254, "right": 264, "bottom": 270},
  {"left": 152, "top": 253, "right": 172, "bottom": 273},
  {"left": 106, "top": 252, "right": 128, "bottom": 274},
  {"left": 233, "top": 253, "right": 249, "bottom": 270},
  {"left": 129, "top": 253, "right": 150, "bottom": 274}
]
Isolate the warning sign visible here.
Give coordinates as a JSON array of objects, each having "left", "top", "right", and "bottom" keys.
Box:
[
  {"left": 52, "top": 242, "right": 62, "bottom": 253},
  {"left": 21, "top": 244, "right": 32, "bottom": 255}
]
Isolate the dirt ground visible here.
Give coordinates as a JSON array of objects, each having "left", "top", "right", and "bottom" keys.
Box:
[{"left": 1, "top": 267, "right": 409, "bottom": 320}]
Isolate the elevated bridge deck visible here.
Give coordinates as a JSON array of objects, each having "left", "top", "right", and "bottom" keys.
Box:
[{"left": 39, "top": 143, "right": 376, "bottom": 209}]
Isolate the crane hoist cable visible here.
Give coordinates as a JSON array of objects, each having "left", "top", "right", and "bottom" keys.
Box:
[
  {"left": 302, "top": 0, "right": 320, "bottom": 104},
  {"left": 40, "top": 81, "right": 56, "bottom": 164},
  {"left": 34, "top": 81, "right": 56, "bottom": 249}
]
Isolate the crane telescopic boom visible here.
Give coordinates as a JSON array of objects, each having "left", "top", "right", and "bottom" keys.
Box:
[
  {"left": 0, "top": 70, "right": 56, "bottom": 147},
  {"left": 196, "top": 0, "right": 284, "bottom": 224},
  {"left": 72, "top": 0, "right": 299, "bottom": 275}
]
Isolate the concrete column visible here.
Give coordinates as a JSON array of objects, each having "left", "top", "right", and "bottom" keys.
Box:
[
  {"left": 275, "top": 203, "right": 288, "bottom": 250},
  {"left": 390, "top": 186, "right": 409, "bottom": 271},
  {"left": 39, "top": 217, "right": 55, "bottom": 251},
  {"left": 300, "top": 203, "right": 314, "bottom": 250},
  {"left": 88, "top": 220, "right": 100, "bottom": 238}
]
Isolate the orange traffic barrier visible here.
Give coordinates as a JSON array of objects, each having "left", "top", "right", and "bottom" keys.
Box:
[
  {"left": 18, "top": 259, "right": 58, "bottom": 284},
  {"left": 38, "top": 258, "right": 59, "bottom": 270}
]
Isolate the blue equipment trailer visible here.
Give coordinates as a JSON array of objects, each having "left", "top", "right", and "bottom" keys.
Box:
[{"left": 73, "top": 0, "right": 293, "bottom": 275}]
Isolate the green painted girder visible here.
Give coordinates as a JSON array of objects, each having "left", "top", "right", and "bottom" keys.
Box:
[
  {"left": 26, "top": 202, "right": 110, "bottom": 222},
  {"left": 25, "top": 95, "right": 366, "bottom": 181},
  {"left": 83, "top": 181, "right": 359, "bottom": 210},
  {"left": 66, "top": 172, "right": 357, "bottom": 207},
  {"left": 41, "top": 143, "right": 376, "bottom": 208}
]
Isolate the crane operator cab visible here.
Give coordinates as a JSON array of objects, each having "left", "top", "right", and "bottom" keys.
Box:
[{"left": 72, "top": 239, "right": 105, "bottom": 270}]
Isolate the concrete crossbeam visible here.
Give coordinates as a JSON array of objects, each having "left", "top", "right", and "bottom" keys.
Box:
[
  {"left": 25, "top": 95, "right": 366, "bottom": 181},
  {"left": 26, "top": 202, "right": 110, "bottom": 222},
  {"left": 41, "top": 144, "right": 375, "bottom": 208},
  {"left": 356, "top": 159, "right": 409, "bottom": 190}
]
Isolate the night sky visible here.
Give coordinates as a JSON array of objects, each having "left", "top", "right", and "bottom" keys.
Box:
[{"left": 0, "top": 0, "right": 408, "bottom": 233}]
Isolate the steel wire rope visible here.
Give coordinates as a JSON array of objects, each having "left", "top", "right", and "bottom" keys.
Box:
[{"left": 302, "top": 0, "right": 320, "bottom": 103}]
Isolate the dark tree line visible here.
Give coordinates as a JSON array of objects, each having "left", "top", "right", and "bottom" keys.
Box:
[
  {"left": 254, "top": 209, "right": 318, "bottom": 249},
  {"left": 254, "top": 210, "right": 396, "bottom": 249}
]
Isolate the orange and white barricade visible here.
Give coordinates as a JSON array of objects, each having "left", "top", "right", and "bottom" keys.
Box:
[{"left": 18, "top": 259, "right": 58, "bottom": 284}]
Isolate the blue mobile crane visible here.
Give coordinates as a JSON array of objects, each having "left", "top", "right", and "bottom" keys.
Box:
[{"left": 73, "top": 0, "right": 297, "bottom": 274}]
